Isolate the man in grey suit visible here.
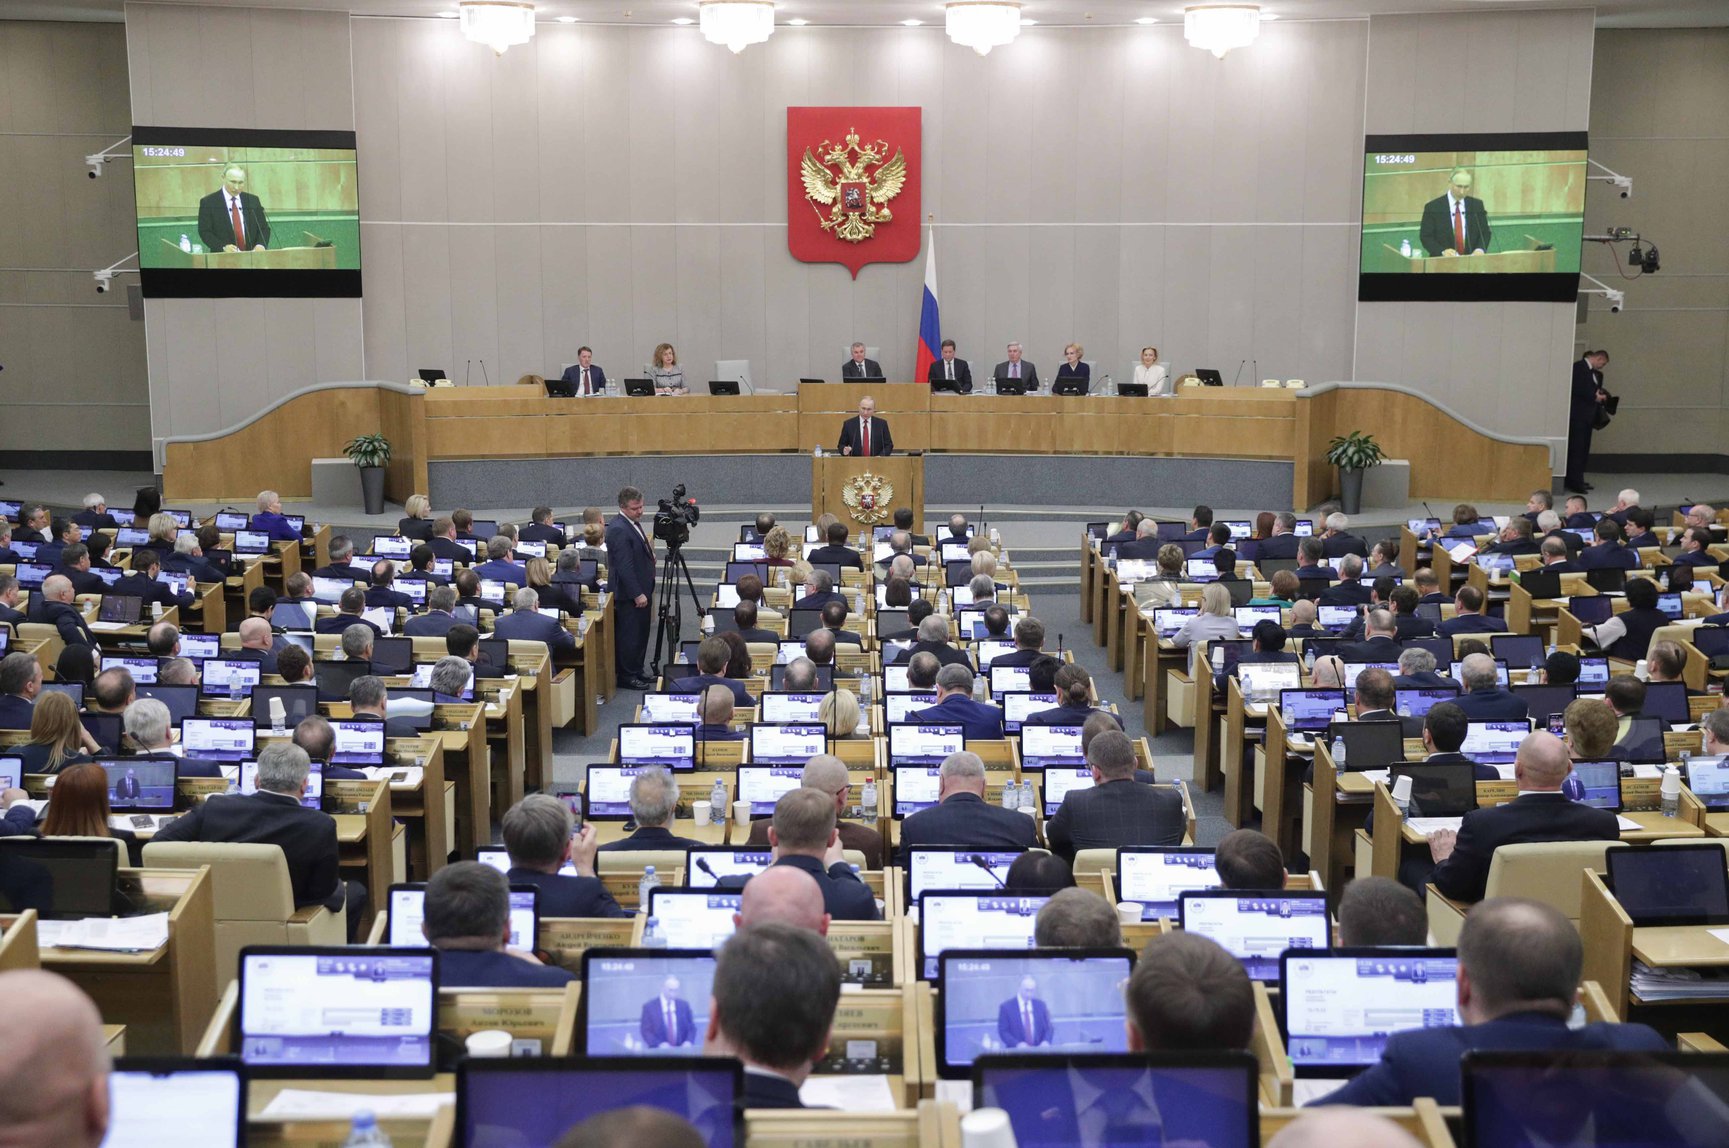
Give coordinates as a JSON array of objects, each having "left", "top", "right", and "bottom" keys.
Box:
[
  {"left": 841, "top": 342, "right": 882, "bottom": 380},
  {"left": 992, "top": 342, "right": 1040, "bottom": 391},
  {"left": 1046, "top": 730, "right": 1184, "bottom": 861}
]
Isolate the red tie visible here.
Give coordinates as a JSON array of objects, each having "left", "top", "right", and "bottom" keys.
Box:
[
  {"left": 1453, "top": 203, "right": 1466, "bottom": 254},
  {"left": 862, "top": 419, "right": 870, "bottom": 456},
  {"left": 230, "top": 196, "right": 246, "bottom": 249},
  {"left": 582, "top": 369, "right": 590, "bottom": 395}
]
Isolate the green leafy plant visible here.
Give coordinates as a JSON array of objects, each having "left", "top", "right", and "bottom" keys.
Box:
[
  {"left": 1325, "top": 430, "right": 1386, "bottom": 472},
  {"left": 343, "top": 433, "right": 392, "bottom": 468}
]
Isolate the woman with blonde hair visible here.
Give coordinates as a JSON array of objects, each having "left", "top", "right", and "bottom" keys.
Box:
[
  {"left": 17, "top": 690, "right": 99, "bottom": 774},
  {"left": 1171, "top": 582, "right": 1241, "bottom": 649},
  {"left": 41, "top": 761, "right": 143, "bottom": 864},
  {"left": 399, "top": 494, "right": 434, "bottom": 541},
  {"left": 762, "top": 526, "right": 794, "bottom": 567},
  {"left": 1135, "top": 346, "right": 1170, "bottom": 396},
  {"left": 820, "top": 688, "right": 866, "bottom": 739},
  {"left": 647, "top": 343, "right": 689, "bottom": 395},
  {"left": 1055, "top": 343, "right": 1091, "bottom": 391},
  {"left": 1136, "top": 544, "right": 1187, "bottom": 610}
]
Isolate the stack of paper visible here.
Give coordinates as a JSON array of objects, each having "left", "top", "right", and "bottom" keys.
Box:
[
  {"left": 36, "top": 912, "right": 169, "bottom": 953},
  {"left": 259, "top": 1090, "right": 451, "bottom": 1120},
  {"left": 358, "top": 765, "right": 424, "bottom": 790},
  {"left": 1406, "top": 817, "right": 1465, "bottom": 837},
  {"left": 1630, "top": 960, "right": 1729, "bottom": 1003}
]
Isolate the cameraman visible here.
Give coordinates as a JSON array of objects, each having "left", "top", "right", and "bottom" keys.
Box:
[{"left": 605, "top": 486, "right": 657, "bottom": 690}]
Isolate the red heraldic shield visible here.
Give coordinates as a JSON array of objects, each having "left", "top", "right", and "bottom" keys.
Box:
[{"left": 787, "top": 107, "right": 922, "bottom": 278}]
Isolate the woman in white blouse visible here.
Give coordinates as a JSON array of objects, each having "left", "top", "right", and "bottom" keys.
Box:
[{"left": 1135, "top": 346, "right": 1170, "bottom": 396}]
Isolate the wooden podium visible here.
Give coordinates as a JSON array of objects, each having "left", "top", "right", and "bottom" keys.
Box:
[
  {"left": 812, "top": 453, "right": 924, "bottom": 532},
  {"left": 1382, "top": 240, "right": 1557, "bottom": 274},
  {"left": 155, "top": 233, "right": 339, "bottom": 269}
]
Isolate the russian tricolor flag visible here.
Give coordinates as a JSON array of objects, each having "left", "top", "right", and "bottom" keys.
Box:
[{"left": 914, "top": 224, "right": 940, "bottom": 385}]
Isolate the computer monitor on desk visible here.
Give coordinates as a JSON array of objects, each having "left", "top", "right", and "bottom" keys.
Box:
[{"left": 1195, "top": 368, "right": 1226, "bottom": 386}]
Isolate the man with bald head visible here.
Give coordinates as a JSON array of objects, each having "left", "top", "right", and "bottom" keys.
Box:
[
  {"left": 897, "top": 750, "right": 1036, "bottom": 856},
  {"left": 0, "top": 970, "right": 110, "bottom": 1147},
  {"left": 231, "top": 616, "right": 281, "bottom": 674},
  {"left": 1421, "top": 731, "right": 1619, "bottom": 903},
  {"left": 733, "top": 863, "right": 829, "bottom": 935},
  {"left": 744, "top": 754, "right": 883, "bottom": 868},
  {"left": 31, "top": 574, "right": 96, "bottom": 647}
]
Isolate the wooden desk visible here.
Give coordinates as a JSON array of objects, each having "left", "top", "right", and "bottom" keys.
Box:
[
  {"left": 330, "top": 778, "right": 396, "bottom": 936},
  {"left": 386, "top": 735, "right": 450, "bottom": 878}
]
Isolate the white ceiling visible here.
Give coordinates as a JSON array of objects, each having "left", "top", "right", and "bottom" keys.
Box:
[{"left": 6, "top": 0, "right": 1727, "bottom": 29}]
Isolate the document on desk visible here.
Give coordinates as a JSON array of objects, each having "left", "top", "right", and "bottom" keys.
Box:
[
  {"left": 1406, "top": 817, "right": 1464, "bottom": 837},
  {"left": 359, "top": 765, "right": 425, "bottom": 790},
  {"left": 1616, "top": 814, "right": 1644, "bottom": 832},
  {"left": 797, "top": 1075, "right": 898, "bottom": 1112},
  {"left": 35, "top": 912, "right": 169, "bottom": 952},
  {"left": 259, "top": 1089, "right": 452, "bottom": 1120}
]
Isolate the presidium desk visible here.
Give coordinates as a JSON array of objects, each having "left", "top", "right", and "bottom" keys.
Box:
[{"left": 162, "top": 382, "right": 1550, "bottom": 511}]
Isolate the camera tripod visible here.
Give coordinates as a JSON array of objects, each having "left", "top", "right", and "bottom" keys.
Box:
[{"left": 649, "top": 540, "right": 707, "bottom": 679}]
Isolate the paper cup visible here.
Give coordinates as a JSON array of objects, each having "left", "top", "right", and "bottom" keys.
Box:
[
  {"left": 465, "top": 1029, "right": 512, "bottom": 1058},
  {"left": 1116, "top": 901, "right": 1142, "bottom": 926},
  {"left": 733, "top": 799, "right": 752, "bottom": 826},
  {"left": 693, "top": 800, "right": 712, "bottom": 826},
  {"left": 960, "top": 1108, "right": 1017, "bottom": 1148}
]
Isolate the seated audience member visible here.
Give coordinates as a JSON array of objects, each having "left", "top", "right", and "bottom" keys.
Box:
[
  {"left": 877, "top": 596, "right": 930, "bottom": 643},
  {"left": 39, "top": 760, "right": 141, "bottom": 864},
  {"left": 1451, "top": 652, "right": 1529, "bottom": 721},
  {"left": 1483, "top": 517, "right": 1539, "bottom": 556},
  {"left": 1384, "top": 585, "right": 1437, "bottom": 639},
  {"left": 1419, "top": 701, "right": 1499, "bottom": 779},
  {"left": 1436, "top": 585, "right": 1501, "bottom": 638},
  {"left": 1294, "top": 537, "right": 1336, "bottom": 582},
  {"left": 598, "top": 769, "right": 705, "bottom": 853},
  {"left": 703, "top": 923, "right": 842, "bottom": 1109},
  {"left": 501, "top": 795, "right": 627, "bottom": 918},
  {"left": 1392, "top": 647, "right": 1455, "bottom": 691},
  {"left": 693, "top": 683, "right": 744, "bottom": 742},
  {"left": 1322, "top": 898, "right": 1667, "bottom": 1107},
  {"left": 0, "top": 572, "right": 25, "bottom": 626},
  {"left": 1126, "top": 932, "right": 1255, "bottom": 1051},
  {"left": 447, "top": 623, "right": 505, "bottom": 680},
  {"left": 1537, "top": 650, "right": 1581, "bottom": 686},
  {"left": 275, "top": 643, "right": 315, "bottom": 687},
  {"left": 1337, "top": 877, "right": 1428, "bottom": 947},
  {"left": 1352, "top": 668, "right": 1421, "bottom": 738},
  {"left": 781, "top": 657, "right": 819, "bottom": 693},
  {"left": 315, "top": 586, "right": 383, "bottom": 637},
  {"left": 1268, "top": 1111, "right": 1424, "bottom": 1148},
  {"left": 890, "top": 614, "right": 974, "bottom": 669},
  {"left": 1420, "top": 732, "right": 1619, "bottom": 903},
  {"left": 819, "top": 688, "right": 867, "bottom": 740},
  {"left": 1410, "top": 567, "right": 1446, "bottom": 606},
  {"left": 1214, "top": 829, "right": 1286, "bottom": 889},
  {"left": 396, "top": 494, "right": 435, "bottom": 541},
  {"left": 491, "top": 587, "right": 576, "bottom": 652},
  {"left": 229, "top": 617, "right": 279, "bottom": 673},
  {"left": 1285, "top": 600, "right": 1323, "bottom": 639},
  {"left": 16, "top": 690, "right": 97, "bottom": 774},
  {"left": 808, "top": 522, "right": 864, "bottom": 570},
  {"left": 123, "top": 698, "right": 219, "bottom": 778},
  {"left": 346, "top": 676, "right": 422, "bottom": 742},
  {"left": 803, "top": 627, "right": 837, "bottom": 669},
  {"left": 32, "top": 575, "right": 97, "bottom": 648},
  {"left": 744, "top": 755, "right": 883, "bottom": 869},
  {"left": 1320, "top": 512, "right": 1367, "bottom": 559},
  {"left": 1645, "top": 639, "right": 1700, "bottom": 694},
  {"left": 54, "top": 644, "right": 99, "bottom": 688},
  {"left": 897, "top": 750, "right": 1036, "bottom": 855},
  {"left": 733, "top": 599, "right": 779, "bottom": 645},
  {"left": 421, "top": 861, "right": 574, "bottom": 988},
  {"left": 1673, "top": 525, "right": 1717, "bottom": 568},
  {"left": 733, "top": 864, "right": 829, "bottom": 934},
  {"left": 554, "top": 1109, "right": 705, "bottom": 1148},
  {"left": 1367, "top": 538, "right": 1406, "bottom": 579},
  {"left": 289, "top": 713, "right": 365, "bottom": 780},
  {"left": 1317, "top": 554, "right": 1371, "bottom": 605},
  {"left": 1034, "top": 886, "right": 1122, "bottom": 947},
  {"left": 158, "top": 657, "right": 199, "bottom": 687},
  {"left": 1172, "top": 582, "right": 1241, "bottom": 649},
  {"left": 670, "top": 636, "right": 752, "bottom": 707},
  {"left": 1578, "top": 517, "right": 1638, "bottom": 571},
  {"left": 472, "top": 537, "right": 529, "bottom": 587},
  {"left": 1235, "top": 619, "right": 1299, "bottom": 672},
  {"left": 1580, "top": 575, "right": 1669, "bottom": 662},
  {"left": 819, "top": 599, "right": 863, "bottom": 646},
  {"left": 912, "top": 663, "right": 1005, "bottom": 739},
  {"left": 1339, "top": 610, "right": 1401, "bottom": 666},
  {"left": 0, "top": 969, "right": 113, "bottom": 1148},
  {"left": 1533, "top": 535, "right": 1585, "bottom": 574},
  {"left": 154, "top": 741, "right": 359, "bottom": 926},
  {"left": 1026, "top": 663, "right": 1120, "bottom": 729},
  {"left": 1047, "top": 731, "right": 1183, "bottom": 860},
  {"left": 792, "top": 569, "right": 844, "bottom": 611},
  {"left": 718, "top": 788, "right": 879, "bottom": 921},
  {"left": 309, "top": 535, "right": 361, "bottom": 581},
  {"left": 1250, "top": 568, "right": 1300, "bottom": 608},
  {"left": 365, "top": 560, "right": 414, "bottom": 610},
  {"left": 1003, "top": 851, "right": 1076, "bottom": 896},
  {"left": 716, "top": 631, "right": 753, "bottom": 680}
]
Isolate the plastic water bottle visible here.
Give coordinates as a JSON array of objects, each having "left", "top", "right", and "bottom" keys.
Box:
[
  {"left": 861, "top": 776, "right": 878, "bottom": 820},
  {"left": 1304, "top": 645, "right": 1316, "bottom": 671},
  {"left": 1400, "top": 238, "right": 1412, "bottom": 258},
  {"left": 709, "top": 778, "right": 726, "bottom": 823},
  {"left": 1018, "top": 780, "right": 1036, "bottom": 814},
  {"left": 637, "top": 866, "right": 661, "bottom": 912},
  {"left": 973, "top": 673, "right": 988, "bottom": 702},
  {"left": 341, "top": 1112, "right": 392, "bottom": 1147},
  {"left": 1000, "top": 781, "right": 1016, "bottom": 810},
  {"left": 642, "top": 916, "right": 667, "bottom": 948},
  {"left": 179, "top": 234, "right": 192, "bottom": 253},
  {"left": 858, "top": 674, "right": 874, "bottom": 707},
  {"left": 1332, "top": 735, "right": 1348, "bottom": 771},
  {"left": 1661, "top": 765, "right": 1681, "bottom": 819},
  {"left": 854, "top": 587, "right": 866, "bottom": 615}
]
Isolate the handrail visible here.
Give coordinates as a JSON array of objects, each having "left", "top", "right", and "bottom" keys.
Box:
[
  {"left": 159, "top": 380, "right": 423, "bottom": 447},
  {"left": 1295, "top": 380, "right": 1552, "bottom": 449}
]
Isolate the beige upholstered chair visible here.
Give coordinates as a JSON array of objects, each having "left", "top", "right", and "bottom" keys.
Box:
[
  {"left": 1426, "top": 840, "right": 1624, "bottom": 945},
  {"left": 142, "top": 841, "right": 345, "bottom": 988},
  {"left": 1072, "top": 849, "right": 1117, "bottom": 881},
  {"left": 597, "top": 850, "right": 689, "bottom": 877}
]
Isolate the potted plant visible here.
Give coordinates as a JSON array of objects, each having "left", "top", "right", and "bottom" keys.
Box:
[
  {"left": 1325, "top": 430, "right": 1386, "bottom": 515},
  {"left": 343, "top": 432, "right": 391, "bottom": 515}
]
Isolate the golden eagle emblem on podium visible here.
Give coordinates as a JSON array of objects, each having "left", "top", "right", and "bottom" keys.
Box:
[
  {"left": 841, "top": 472, "right": 895, "bottom": 527},
  {"left": 799, "top": 130, "right": 908, "bottom": 245}
]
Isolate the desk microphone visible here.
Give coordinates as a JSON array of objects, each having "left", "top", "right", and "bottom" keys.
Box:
[
  {"left": 971, "top": 855, "right": 1006, "bottom": 887},
  {"left": 464, "top": 359, "right": 474, "bottom": 386},
  {"left": 478, "top": 359, "right": 492, "bottom": 386},
  {"left": 1232, "top": 360, "right": 1248, "bottom": 387},
  {"left": 696, "top": 857, "right": 718, "bottom": 881}
]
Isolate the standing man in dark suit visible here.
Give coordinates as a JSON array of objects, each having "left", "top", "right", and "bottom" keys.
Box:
[
  {"left": 1418, "top": 168, "right": 1491, "bottom": 258},
  {"left": 704, "top": 923, "right": 841, "bottom": 1109},
  {"left": 1564, "top": 350, "right": 1610, "bottom": 495},
  {"left": 992, "top": 342, "right": 1040, "bottom": 391},
  {"left": 927, "top": 339, "right": 973, "bottom": 393},
  {"left": 502, "top": 794, "right": 630, "bottom": 918},
  {"left": 897, "top": 751, "right": 1036, "bottom": 857},
  {"left": 1046, "top": 731, "right": 1185, "bottom": 861},
  {"left": 840, "top": 342, "right": 882, "bottom": 380},
  {"left": 1418, "top": 731, "right": 1617, "bottom": 903},
  {"left": 639, "top": 974, "right": 697, "bottom": 1047},
  {"left": 558, "top": 347, "right": 607, "bottom": 396},
  {"left": 196, "top": 165, "right": 271, "bottom": 253},
  {"left": 997, "top": 977, "right": 1053, "bottom": 1047},
  {"left": 837, "top": 394, "right": 893, "bottom": 457},
  {"left": 605, "top": 486, "right": 656, "bottom": 690},
  {"left": 715, "top": 788, "right": 880, "bottom": 921}
]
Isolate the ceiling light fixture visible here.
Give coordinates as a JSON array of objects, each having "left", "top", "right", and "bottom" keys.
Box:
[
  {"left": 787, "top": 17, "right": 808, "bottom": 25},
  {"left": 1135, "top": 16, "right": 1156, "bottom": 24},
  {"left": 901, "top": 19, "right": 924, "bottom": 26},
  {"left": 1183, "top": 3, "right": 1260, "bottom": 58},
  {"left": 459, "top": 1, "right": 536, "bottom": 53},
  {"left": 946, "top": 1, "right": 1021, "bottom": 55},
  {"left": 671, "top": 17, "right": 694, "bottom": 25},
  {"left": 699, "top": 0, "right": 775, "bottom": 52},
  {"left": 556, "top": 15, "right": 578, "bottom": 21}
]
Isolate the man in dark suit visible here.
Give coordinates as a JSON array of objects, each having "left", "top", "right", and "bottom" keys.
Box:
[
  {"left": 310, "top": 536, "right": 364, "bottom": 582},
  {"left": 161, "top": 536, "right": 225, "bottom": 586},
  {"left": 1418, "top": 167, "right": 1492, "bottom": 258},
  {"left": 1115, "top": 520, "right": 1164, "bottom": 561},
  {"left": 840, "top": 342, "right": 882, "bottom": 380},
  {"left": 1392, "top": 647, "right": 1459, "bottom": 692},
  {"left": 912, "top": 663, "right": 1005, "bottom": 740},
  {"left": 1437, "top": 586, "right": 1503, "bottom": 638},
  {"left": 604, "top": 486, "right": 657, "bottom": 690},
  {"left": 1419, "top": 731, "right": 1616, "bottom": 903},
  {"left": 471, "top": 537, "right": 529, "bottom": 588},
  {"left": 990, "top": 615, "right": 1048, "bottom": 669},
  {"left": 315, "top": 586, "right": 384, "bottom": 637},
  {"left": 197, "top": 165, "right": 272, "bottom": 253},
  {"left": 1318, "top": 513, "right": 1369, "bottom": 559},
  {"left": 1321, "top": 897, "right": 1664, "bottom": 1108},
  {"left": 0, "top": 574, "right": 23, "bottom": 628},
  {"left": 54, "top": 543, "right": 107, "bottom": 596},
  {"left": 422, "top": 861, "right": 574, "bottom": 989},
  {"left": 519, "top": 507, "right": 567, "bottom": 546},
  {"left": 0, "top": 653, "right": 38, "bottom": 730},
  {"left": 427, "top": 517, "right": 473, "bottom": 565},
  {"left": 110, "top": 549, "right": 195, "bottom": 612},
  {"left": 997, "top": 977, "right": 1054, "bottom": 1047},
  {"left": 1579, "top": 518, "right": 1639, "bottom": 570},
  {"left": 792, "top": 569, "right": 846, "bottom": 612},
  {"left": 502, "top": 794, "right": 630, "bottom": 918},
  {"left": 732, "top": 600, "right": 780, "bottom": 646},
  {"left": 927, "top": 339, "right": 973, "bottom": 393},
  {"left": 1482, "top": 517, "right": 1540, "bottom": 557},
  {"left": 152, "top": 741, "right": 357, "bottom": 922},
  {"left": 1532, "top": 536, "right": 1586, "bottom": 574},
  {"left": 1352, "top": 668, "right": 1424, "bottom": 739},
  {"left": 404, "top": 585, "right": 461, "bottom": 637},
  {"left": 891, "top": 507, "right": 930, "bottom": 548},
  {"left": 670, "top": 636, "right": 752, "bottom": 708},
  {"left": 639, "top": 974, "right": 697, "bottom": 1047},
  {"left": 807, "top": 522, "right": 864, "bottom": 569},
  {"left": 364, "top": 560, "right": 415, "bottom": 610},
  {"left": 716, "top": 788, "right": 880, "bottom": 921},
  {"left": 557, "top": 347, "right": 607, "bottom": 396},
  {"left": 837, "top": 394, "right": 892, "bottom": 456},
  {"left": 1256, "top": 512, "right": 1302, "bottom": 561},
  {"left": 1340, "top": 610, "right": 1403, "bottom": 665},
  {"left": 597, "top": 768, "right": 705, "bottom": 853},
  {"left": 992, "top": 342, "right": 1040, "bottom": 390},
  {"left": 1294, "top": 537, "right": 1336, "bottom": 583},
  {"left": 33, "top": 576, "right": 97, "bottom": 648},
  {"left": 447, "top": 623, "right": 506, "bottom": 681},
  {"left": 891, "top": 615, "right": 974, "bottom": 671},
  {"left": 113, "top": 769, "right": 141, "bottom": 801},
  {"left": 491, "top": 588, "right": 577, "bottom": 654},
  {"left": 1420, "top": 702, "right": 1501, "bottom": 781},
  {"left": 1317, "top": 554, "right": 1372, "bottom": 606},
  {"left": 898, "top": 751, "right": 1037, "bottom": 858},
  {"left": 708, "top": 923, "right": 842, "bottom": 1109},
  {"left": 1046, "top": 731, "right": 1185, "bottom": 861},
  {"left": 1451, "top": 653, "right": 1530, "bottom": 722},
  {"left": 346, "top": 678, "right": 428, "bottom": 742},
  {"left": 1564, "top": 350, "right": 1609, "bottom": 494},
  {"left": 819, "top": 600, "right": 864, "bottom": 647},
  {"left": 744, "top": 755, "right": 884, "bottom": 870}
]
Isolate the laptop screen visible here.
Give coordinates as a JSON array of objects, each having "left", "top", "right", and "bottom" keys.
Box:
[
  {"left": 937, "top": 951, "right": 1133, "bottom": 1077},
  {"left": 1178, "top": 891, "right": 1330, "bottom": 980},
  {"left": 95, "top": 756, "right": 177, "bottom": 812},
  {"left": 1686, "top": 756, "right": 1729, "bottom": 812},
  {"left": 918, "top": 892, "right": 1049, "bottom": 980},
  {"left": 1020, "top": 724, "right": 1084, "bottom": 769},
  {"left": 200, "top": 659, "right": 262, "bottom": 698},
  {"left": 735, "top": 765, "right": 803, "bottom": 817},
  {"left": 104, "top": 1060, "right": 243, "bottom": 1148},
  {"left": 617, "top": 724, "right": 695, "bottom": 768},
  {"left": 1396, "top": 688, "right": 1461, "bottom": 720},
  {"left": 639, "top": 693, "right": 701, "bottom": 724},
  {"left": 1280, "top": 689, "right": 1346, "bottom": 733},
  {"left": 458, "top": 1057, "right": 742, "bottom": 1148},
  {"left": 387, "top": 884, "right": 536, "bottom": 949},
  {"left": 1461, "top": 720, "right": 1530, "bottom": 764},
  {"left": 1281, "top": 950, "right": 1461, "bottom": 1075},
  {"left": 1577, "top": 655, "right": 1610, "bottom": 687},
  {"left": 1002, "top": 691, "right": 1058, "bottom": 734},
  {"left": 1571, "top": 760, "right": 1623, "bottom": 810},
  {"left": 238, "top": 949, "right": 437, "bottom": 1076},
  {"left": 0, "top": 838, "right": 117, "bottom": 918},
  {"left": 905, "top": 848, "right": 1024, "bottom": 904},
  {"left": 893, "top": 764, "right": 942, "bottom": 816},
  {"left": 584, "top": 766, "right": 657, "bottom": 819},
  {"left": 889, "top": 722, "right": 965, "bottom": 765},
  {"left": 0, "top": 755, "right": 19, "bottom": 792},
  {"left": 330, "top": 719, "right": 388, "bottom": 765},
  {"left": 1641, "top": 680, "right": 1691, "bottom": 727},
  {"left": 756, "top": 691, "right": 825, "bottom": 723},
  {"left": 1043, "top": 766, "right": 1095, "bottom": 815},
  {"left": 748, "top": 722, "right": 826, "bottom": 765},
  {"left": 1316, "top": 604, "right": 1359, "bottom": 632},
  {"left": 1607, "top": 846, "right": 1729, "bottom": 926},
  {"left": 974, "top": 1054, "right": 1259, "bottom": 1148},
  {"left": 101, "top": 654, "right": 159, "bottom": 683},
  {"left": 179, "top": 717, "right": 256, "bottom": 762},
  {"left": 578, "top": 951, "right": 719, "bottom": 1058},
  {"left": 1237, "top": 661, "right": 1301, "bottom": 701},
  {"left": 884, "top": 690, "right": 940, "bottom": 724},
  {"left": 989, "top": 664, "right": 1032, "bottom": 698},
  {"left": 646, "top": 889, "right": 742, "bottom": 949},
  {"left": 178, "top": 633, "right": 221, "bottom": 661},
  {"left": 1116, "top": 848, "right": 1221, "bottom": 921},
  {"left": 1460, "top": 1051, "right": 1729, "bottom": 1148},
  {"left": 1152, "top": 607, "right": 1199, "bottom": 638},
  {"left": 1390, "top": 761, "right": 1480, "bottom": 817},
  {"left": 249, "top": 685, "right": 320, "bottom": 730},
  {"left": 684, "top": 849, "right": 772, "bottom": 889}
]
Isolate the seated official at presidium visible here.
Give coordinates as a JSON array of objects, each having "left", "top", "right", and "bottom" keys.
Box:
[
  {"left": 838, "top": 396, "right": 893, "bottom": 457},
  {"left": 197, "top": 165, "right": 271, "bottom": 253}
]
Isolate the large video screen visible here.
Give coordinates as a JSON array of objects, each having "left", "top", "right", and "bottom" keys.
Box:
[
  {"left": 1359, "top": 132, "right": 1586, "bottom": 302},
  {"left": 133, "top": 126, "right": 360, "bottom": 298}
]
